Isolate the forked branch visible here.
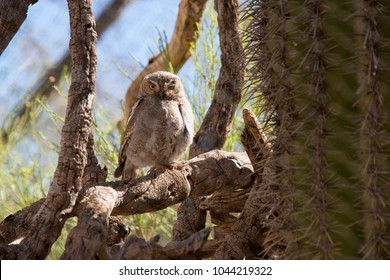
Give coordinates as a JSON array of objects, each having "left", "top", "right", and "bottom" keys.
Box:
[{"left": 61, "top": 150, "right": 253, "bottom": 259}]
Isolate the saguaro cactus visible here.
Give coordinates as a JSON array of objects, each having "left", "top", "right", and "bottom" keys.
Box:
[{"left": 243, "top": 0, "right": 390, "bottom": 259}]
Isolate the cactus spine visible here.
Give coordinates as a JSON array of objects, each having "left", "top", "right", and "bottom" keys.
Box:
[{"left": 243, "top": 0, "right": 390, "bottom": 259}]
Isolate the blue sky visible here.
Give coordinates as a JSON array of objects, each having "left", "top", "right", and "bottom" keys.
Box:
[{"left": 0, "top": 0, "right": 198, "bottom": 121}]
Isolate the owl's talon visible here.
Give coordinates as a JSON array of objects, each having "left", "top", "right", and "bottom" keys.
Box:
[
  {"left": 122, "top": 178, "right": 133, "bottom": 184},
  {"left": 168, "top": 162, "right": 182, "bottom": 170},
  {"left": 148, "top": 167, "right": 158, "bottom": 178},
  {"left": 148, "top": 166, "right": 165, "bottom": 178}
]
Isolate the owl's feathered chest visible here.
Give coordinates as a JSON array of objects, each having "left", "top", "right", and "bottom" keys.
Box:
[
  {"left": 127, "top": 97, "right": 191, "bottom": 166},
  {"left": 138, "top": 98, "right": 183, "bottom": 131}
]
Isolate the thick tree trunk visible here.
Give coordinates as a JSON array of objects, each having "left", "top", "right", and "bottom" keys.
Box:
[{"left": 0, "top": 0, "right": 98, "bottom": 259}]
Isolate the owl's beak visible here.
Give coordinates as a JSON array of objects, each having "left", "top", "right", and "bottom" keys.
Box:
[{"left": 160, "top": 83, "right": 170, "bottom": 98}]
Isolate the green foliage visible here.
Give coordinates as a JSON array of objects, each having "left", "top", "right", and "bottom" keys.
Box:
[
  {"left": 244, "top": 0, "right": 390, "bottom": 259},
  {"left": 0, "top": 144, "right": 51, "bottom": 219}
]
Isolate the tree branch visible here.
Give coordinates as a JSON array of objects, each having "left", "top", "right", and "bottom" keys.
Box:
[
  {"left": 60, "top": 150, "right": 253, "bottom": 259},
  {"left": 0, "top": 0, "right": 38, "bottom": 55},
  {"left": 115, "top": 228, "right": 211, "bottom": 259},
  {"left": 0, "top": 199, "right": 44, "bottom": 245}
]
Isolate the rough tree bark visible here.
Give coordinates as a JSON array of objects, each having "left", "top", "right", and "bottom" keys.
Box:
[
  {"left": 0, "top": 0, "right": 98, "bottom": 259},
  {"left": 0, "top": 0, "right": 38, "bottom": 55},
  {"left": 214, "top": 109, "right": 273, "bottom": 259},
  {"left": 61, "top": 150, "right": 253, "bottom": 259},
  {"left": 122, "top": 0, "right": 208, "bottom": 126},
  {"left": 1, "top": 0, "right": 132, "bottom": 145},
  {"left": 172, "top": 0, "right": 245, "bottom": 247}
]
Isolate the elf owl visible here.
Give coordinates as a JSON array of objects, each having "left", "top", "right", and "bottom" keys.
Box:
[{"left": 114, "top": 71, "right": 194, "bottom": 181}]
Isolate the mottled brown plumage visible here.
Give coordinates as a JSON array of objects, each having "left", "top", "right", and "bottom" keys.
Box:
[{"left": 114, "top": 71, "right": 194, "bottom": 181}]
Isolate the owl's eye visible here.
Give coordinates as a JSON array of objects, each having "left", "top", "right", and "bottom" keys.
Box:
[
  {"left": 168, "top": 82, "right": 176, "bottom": 90},
  {"left": 149, "top": 83, "right": 156, "bottom": 90}
]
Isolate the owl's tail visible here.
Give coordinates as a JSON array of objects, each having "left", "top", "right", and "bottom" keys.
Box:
[{"left": 113, "top": 164, "right": 124, "bottom": 178}]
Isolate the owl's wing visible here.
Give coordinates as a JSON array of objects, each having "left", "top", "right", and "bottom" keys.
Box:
[
  {"left": 178, "top": 98, "right": 194, "bottom": 138},
  {"left": 114, "top": 97, "right": 151, "bottom": 178}
]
